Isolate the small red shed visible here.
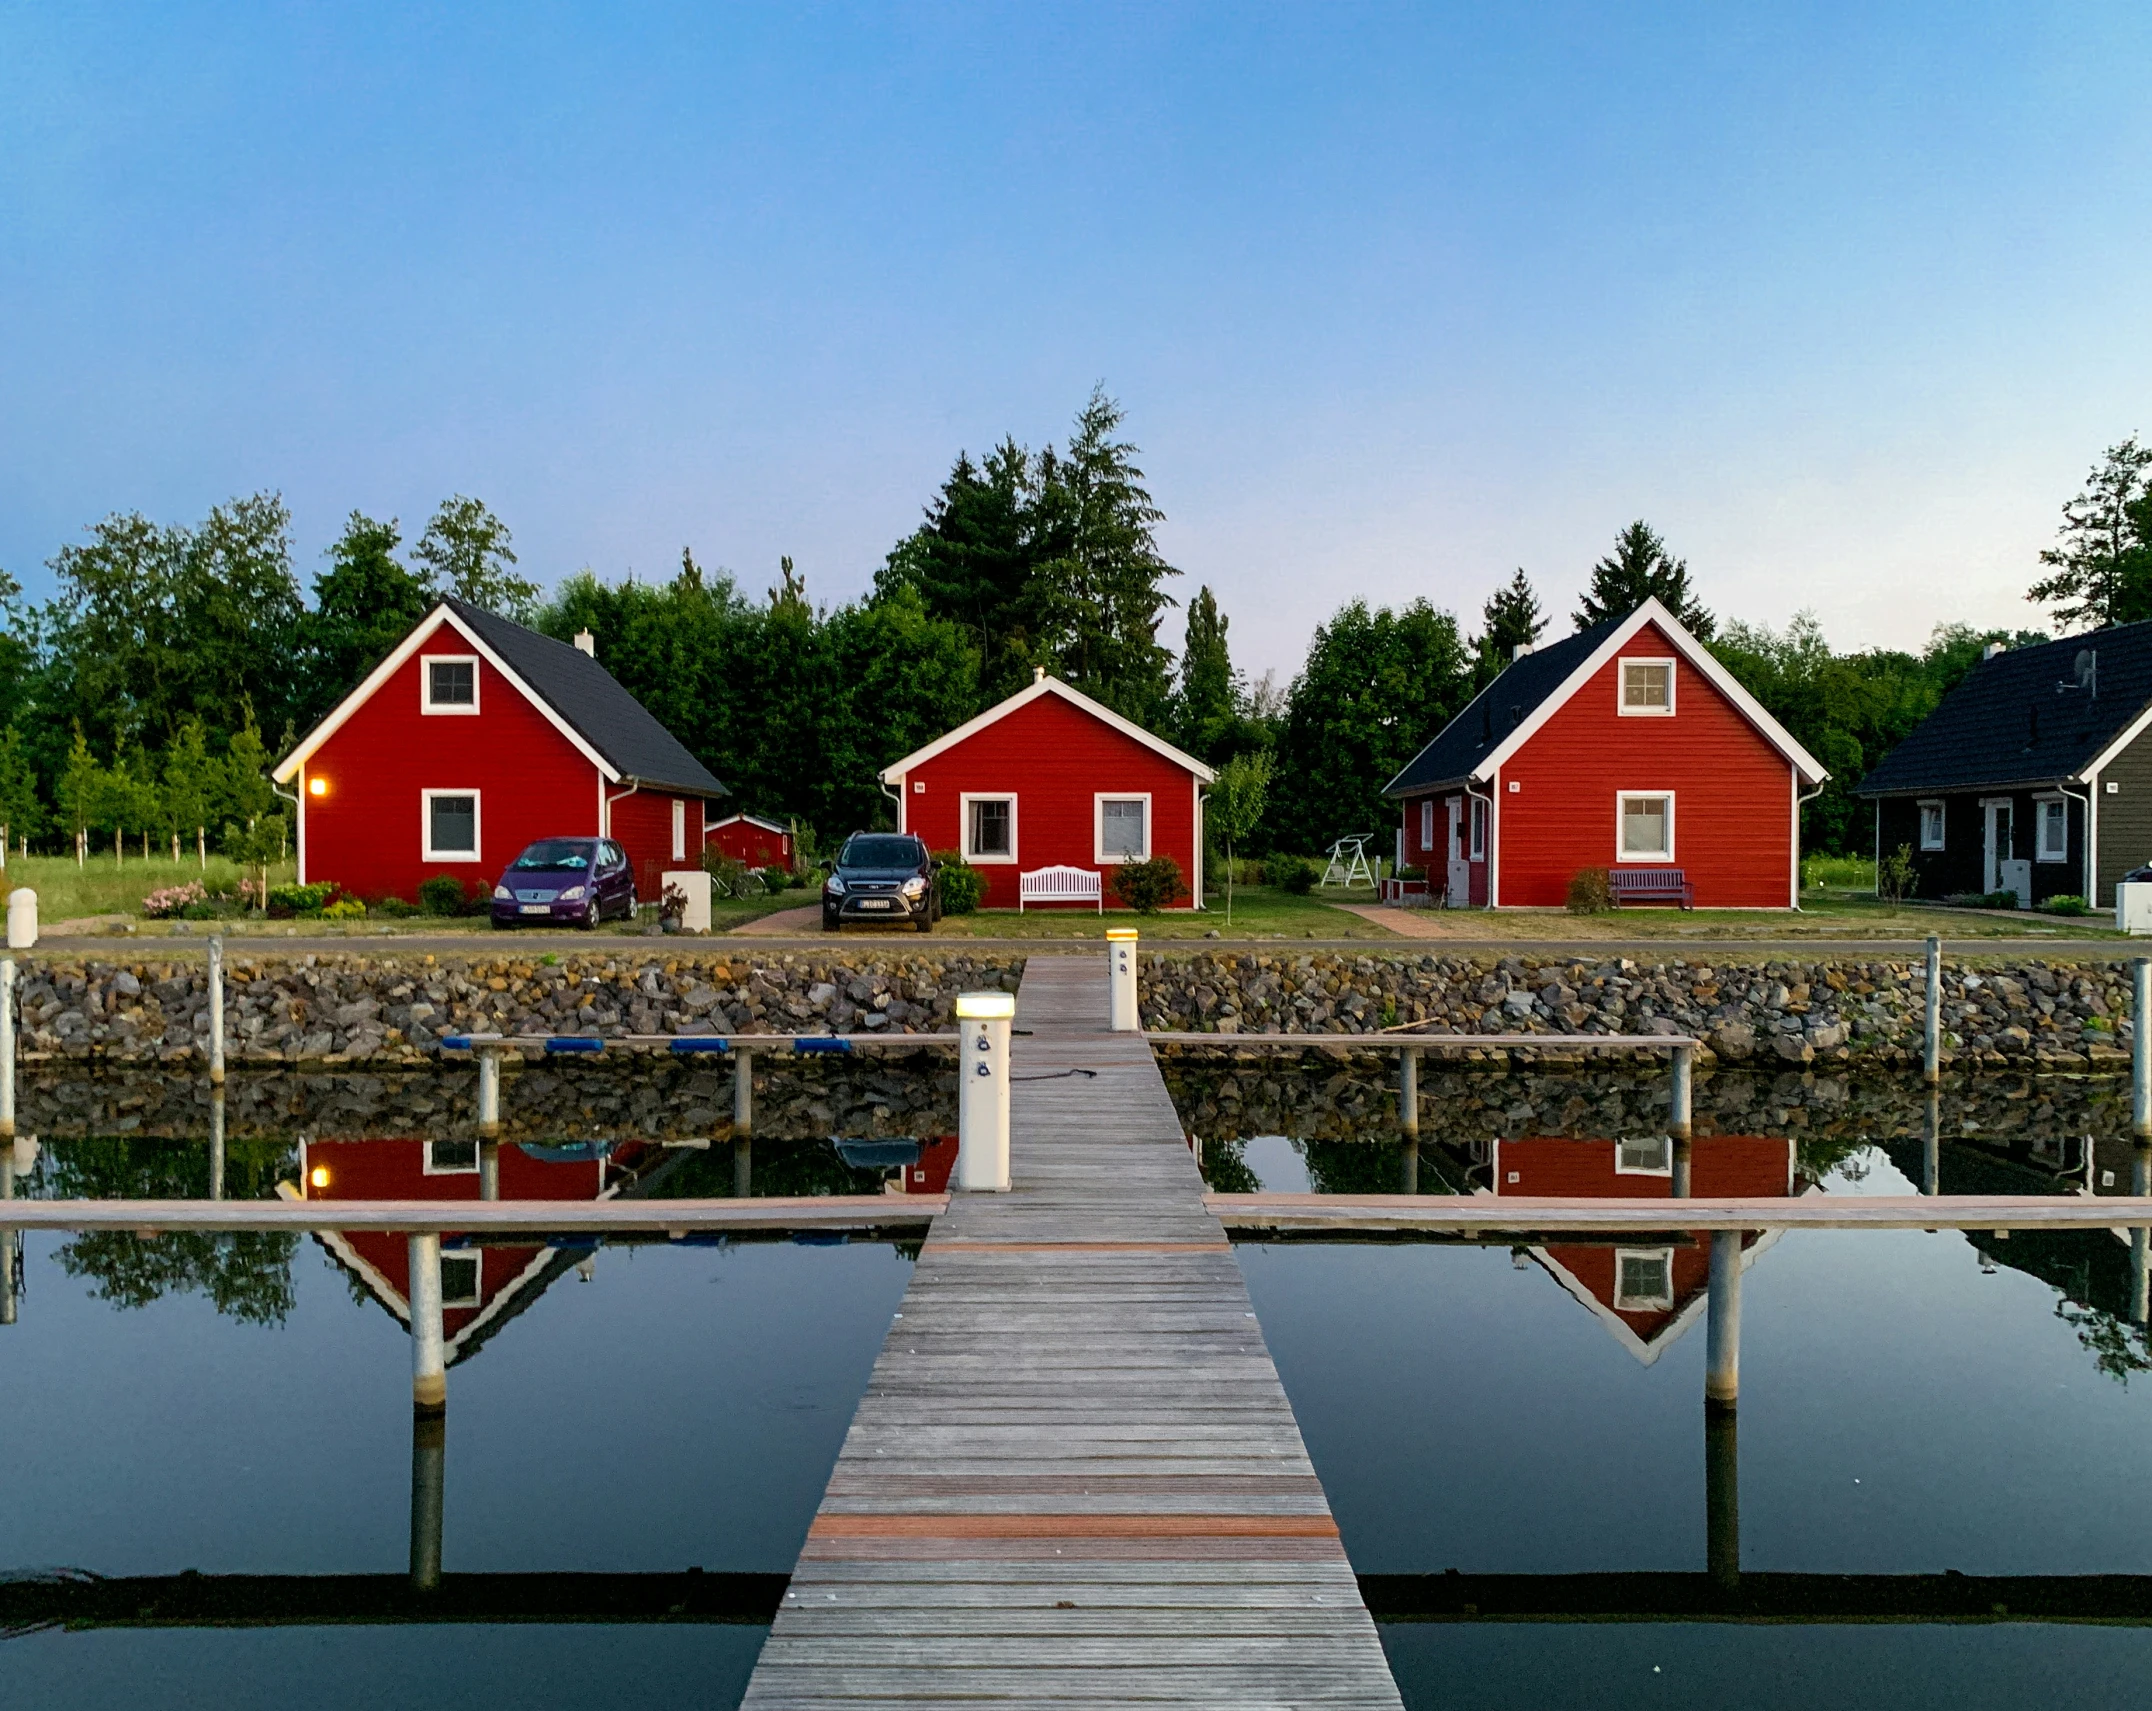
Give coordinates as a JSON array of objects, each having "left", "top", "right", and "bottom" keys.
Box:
[
  {"left": 705, "top": 812, "right": 795, "bottom": 872},
  {"left": 1383, "top": 598, "right": 1827, "bottom": 909},
  {"left": 879, "top": 672, "right": 1216, "bottom": 911},
  {"left": 273, "top": 599, "right": 728, "bottom": 907}
]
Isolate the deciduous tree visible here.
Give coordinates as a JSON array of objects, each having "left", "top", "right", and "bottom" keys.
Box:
[{"left": 413, "top": 495, "right": 536, "bottom": 620}]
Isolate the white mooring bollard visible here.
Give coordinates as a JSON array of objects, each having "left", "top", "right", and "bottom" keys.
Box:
[
  {"left": 4, "top": 888, "right": 34, "bottom": 951},
  {"left": 1107, "top": 928, "right": 1139, "bottom": 1032},
  {"left": 955, "top": 990, "right": 1015, "bottom": 1191}
]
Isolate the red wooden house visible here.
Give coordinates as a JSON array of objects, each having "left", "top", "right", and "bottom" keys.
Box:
[
  {"left": 1492, "top": 1133, "right": 1795, "bottom": 1361},
  {"left": 879, "top": 672, "right": 1216, "bottom": 911},
  {"left": 295, "top": 1133, "right": 655, "bottom": 1363},
  {"left": 272, "top": 599, "right": 728, "bottom": 907},
  {"left": 705, "top": 812, "right": 795, "bottom": 871},
  {"left": 1383, "top": 598, "right": 1826, "bottom": 908}
]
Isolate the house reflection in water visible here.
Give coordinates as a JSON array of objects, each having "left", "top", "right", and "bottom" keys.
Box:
[
  {"left": 1474, "top": 1133, "right": 1802, "bottom": 1363},
  {"left": 291, "top": 1135, "right": 663, "bottom": 1365}
]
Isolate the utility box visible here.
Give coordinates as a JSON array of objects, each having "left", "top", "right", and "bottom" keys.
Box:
[
  {"left": 1998, "top": 859, "right": 2032, "bottom": 910},
  {"left": 2118, "top": 881, "right": 2152, "bottom": 935},
  {"left": 955, "top": 990, "right": 1014, "bottom": 1191},
  {"left": 661, "top": 870, "right": 712, "bottom": 934}
]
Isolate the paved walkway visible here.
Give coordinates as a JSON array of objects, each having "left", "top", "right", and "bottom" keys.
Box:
[{"left": 741, "top": 954, "right": 1402, "bottom": 1707}]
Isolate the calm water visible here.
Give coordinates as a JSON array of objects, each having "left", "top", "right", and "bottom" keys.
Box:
[{"left": 5, "top": 1059, "right": 2152, "bottom": 1707}]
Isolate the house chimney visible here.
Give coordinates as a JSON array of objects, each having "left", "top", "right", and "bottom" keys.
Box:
[
  {"left": 1511, "top": 642, "right": 1533, "bottom": 662},
  {"left": 1034, "top": 665, "right": 1046, "bottom": 683},
  {"left": 1983, "top": 641, "right": 2006, "bottom": 661},
  {"left": 574, "top": 629, "right": 596, "bottom": 658}
]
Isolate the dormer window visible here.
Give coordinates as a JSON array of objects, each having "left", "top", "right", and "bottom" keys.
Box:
[{"left": 1619, "top": 658, "right": 1674, "bottom": 715}]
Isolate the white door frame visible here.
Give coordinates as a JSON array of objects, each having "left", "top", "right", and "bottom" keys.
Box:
[
  {"left": 1981, "top": 797, "right": 2013, "bottom": 893},
  {"left": 1446, "top": 799, "right": 1470, "bottom": 907}
]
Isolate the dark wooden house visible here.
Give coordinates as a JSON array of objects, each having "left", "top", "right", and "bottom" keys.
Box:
[{"left": 1857, "top": 624, "right": 2152, "bottom": 908}]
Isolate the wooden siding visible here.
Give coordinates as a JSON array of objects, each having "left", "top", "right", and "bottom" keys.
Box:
[
  {"left": 897, "top": 694, "right": 1203, "bottom": 910},
  {"left": 606, "top": 788, "right": 705, "bottom": 903},
  {"left": 2098, "top": 728, "right": 2152, "bottom": 904},
  {"left": 301, "top": 649, "right": 603, "bottom": 904},
  {"left": 1495, "top": 622, "right": 1793, "bottom": 907},
  {"left": 708, "top": 818, "right": 794, "bottom": 871},
  {"left": 1395, "top": 790, "right": 1487, "bottom": 902},
  {"left": 1876, "top": 790, "right": 2086, "bottom": 905}
]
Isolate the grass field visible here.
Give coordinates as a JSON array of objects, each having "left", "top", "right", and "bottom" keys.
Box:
[{"left": 921, "top": 884, "right": 1399, "bottom": 940}]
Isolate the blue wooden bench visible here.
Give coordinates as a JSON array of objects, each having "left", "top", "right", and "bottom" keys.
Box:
[{"left": 1609, "top": 868, "right": 1694, "bottom": 909}]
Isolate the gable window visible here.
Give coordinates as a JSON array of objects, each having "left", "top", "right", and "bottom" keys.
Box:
[
  {"left": 1420, "top": 799, "right": 1434, "bottom": 849},
  {"left": 1918, "top": 799, "right": 1945, "bottom": 851},
  {"left": 1616, "top": 1136, "right": 1672, "bottom": 1175},
  {"left": 2036, "top": 796, "right": 2069, "bottom": 863},
  {"left": 1097, "top": 795, "right": 1150, "bottom": 863},
  {"left": 438, "top": 1251, "right": 481, "bottom": 1310},
  {"left": 1619, "top": 657, "right": 1675, "bottom": 716},
  {"left": 423, "top": 790, "right": 481, "bottom": 861},
  {"left": 1470, "top": 797, "right": 1488, "bottom": 860},
  {"left": 1616, "top": 791, "right": 1674, "bottom": 861},
  {"left": 1614, "top": 1248, "right": 1675, "bottom": 1312},
  {"left": 422, "top": 655, "right": 480, "bottom": 714},
  {"left": 963, "top": 794, "right": 1016, "bottom": 864}
]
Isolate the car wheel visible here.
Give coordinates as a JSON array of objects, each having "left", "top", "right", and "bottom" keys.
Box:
[
  {"left": 579, "top": 903, "right": 598, "bottom": 930},
  {"left": 913, "top": 911, "right": 931, "bottom": 933},
  {"left": 823, "top": 912, "right": 842, "bottom": 933}
]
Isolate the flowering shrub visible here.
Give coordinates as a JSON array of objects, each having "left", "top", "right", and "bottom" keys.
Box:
[
  {"left": 142, "top": 881, "right": 209, "bottom": 919},
  {"left": 323, "top": 897, "right": 367, "bottom": 919}
]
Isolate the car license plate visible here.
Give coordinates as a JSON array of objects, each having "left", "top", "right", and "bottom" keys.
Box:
[
  {"left": 858, "top": 899, "right": 892, "bottom": 910},
  {"left": 519, "top": 903, "right": 552, "bottom": 914}
]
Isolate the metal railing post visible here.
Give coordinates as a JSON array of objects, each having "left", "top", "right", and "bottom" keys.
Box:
[
  {"left": 408, "top": 1232, "right": 447, "bottom": 1412},
  {"left": 1398, "top": 1045, "right": 1419, "bottom": 1137},
  {"left": 1923, "top": 1085, "right": 1941, "bottom": 1198},
  {"left": 1669, "top": 1041, "right": 1694, "bottom": 1142},
  {"left": 410, "top": 1405, "right": 445, "bottom": 1592},
  {"left": 732, "top": 1047, "right": 753, "bottom": 1138},
  {"left": 208, "top": 936, "right": 226, "bottom": 1087},
  {"left": 476, "top": 1046, "right": 500, "bottom": 1139},
  {"left": 1923, "top": 935, "right": 1941, "bottom": 1085},
  {"left": 1705, "top": 1403, "right": 1739, "bottom": 1589},
  {"left": 2134, "top": 959, "right": 2151, "bottom": 1140},
  {"left": 0, "top": 957, "right": 15, "bottom": 1141},
  {"left": 1706, "top": 1230, "right": 1742, "bottom": 1408},
  {"left": 208, "top": 1087, "right": 225, "bottom": 1202}
]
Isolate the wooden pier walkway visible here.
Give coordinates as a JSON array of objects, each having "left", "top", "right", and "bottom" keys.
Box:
[{"left": 742, "top": 955, "right": 1403, "bottom": 1707}]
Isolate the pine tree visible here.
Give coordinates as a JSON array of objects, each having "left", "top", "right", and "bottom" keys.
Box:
[
  {"left": 1574, "top": 521, "right": 1714, "bottom": 638},
  {"left": 2025, "top": 438, "right": 2152, "bottom": 632},
  {"left": 1474, "top": 569, "right": 1547, "bottom": 683},
  {"left": 1174, "top": 586, "right": 1240, "bottom": 761}
]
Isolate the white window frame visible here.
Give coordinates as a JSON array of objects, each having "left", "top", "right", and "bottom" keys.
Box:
[
  {"left": 1615, "top": 1136, "right": 1673, "bottom": 1176},
  {"left": 1469, "top": 797, "right": 1488, "bottom": 861},
  {"left": 437, "top": 1249, "right": 482, "bottom": 1309},
  {"left": 671, "top": 797, "right": 687, "bottom": 862},
  {"left": 420, "top": 653, "right": 481, "bottom": 716},
  {"left": 1918, "top": 798, "right": 1946, "bottom": 852},
  {"left": 961, "top": 792, "right": 1018, "bottom": 864},
  {"left": 2034, "top": 793, "right": 2069, "bottom": 863},
  {"left": 1094, "top": 793, "right": 1152, "bottom": 864},
  {"left": 1613, "top": 1247, "right": 1676, "bottom": 1312},
  {"left": 421, "top": 789, "right": 483, "bottom": 862},
  {"left": 1615, "top": 790, "right": 1675, "bottom": 862},
  {"left": 1419, "top": 799, "right": 1434, "bottom": 849},
  {"left": 1617, "top": 656, "right": 1676, "bottom": 717},
  {"left": 423, "top": 1139, "right": 481, "bottom": 1176}
]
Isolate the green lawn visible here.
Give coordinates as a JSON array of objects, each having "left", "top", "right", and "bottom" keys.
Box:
[{"left": 924, "top": 883, "right": 1396, "bottom": 940}]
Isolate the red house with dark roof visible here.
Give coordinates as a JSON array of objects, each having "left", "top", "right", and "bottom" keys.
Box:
[
  {"left": 878, "top": 672, "right": 1216, "bottom": 911},
  {"left": 1384, "top": 598, "right": 1827, "bottom": 909},
  {"left": 273, "top": 599, "right": 728, "bottom": 907},
  {"left": 705, "top": 812, "right": 795, "bottom": 871},
  {"left": 1493, "top": 1133, "right": 1797, "bottom": 1361}
]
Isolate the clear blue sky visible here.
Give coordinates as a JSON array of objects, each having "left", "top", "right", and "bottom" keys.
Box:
[{"left": 4, "top": 3, "right": 2148, "bottom": 678}]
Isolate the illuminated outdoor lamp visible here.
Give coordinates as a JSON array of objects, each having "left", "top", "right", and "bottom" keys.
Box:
[
  {"left": 309, "top": 1165, "right": 331, "bottom": 1190},
  {"left": 954, "top": 989, "right": 1015, "bottom": 1191},
  {"left": 308, "top": 776, "right": 327, "bottom": 796}
]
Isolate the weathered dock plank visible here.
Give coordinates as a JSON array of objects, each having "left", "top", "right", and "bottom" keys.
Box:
[{"left": 742, "top": 955, "right": 1403, "bottom": 1707}]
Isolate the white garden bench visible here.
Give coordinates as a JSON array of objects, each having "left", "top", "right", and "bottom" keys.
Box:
[{"left": 1020, "top": 865, "right": 1103, "bottom": 912}]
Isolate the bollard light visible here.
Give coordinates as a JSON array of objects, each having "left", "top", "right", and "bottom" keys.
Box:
[
  {"left": 5, "top": 888, "right": 34, "bottom": 951},
  {"left": 955, "top": 989, "right": 1015, "bottom": 1191},
  {"left": 1107, "top": 928, "right": 1139, "bottom": 1032}
]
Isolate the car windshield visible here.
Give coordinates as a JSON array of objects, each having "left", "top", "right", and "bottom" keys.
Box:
[
  {"left": 842, "top": 836, "right": 924, "bottom": 868},
  {"left": 510, "top": 841, "right": 593, "bottom": 872}
]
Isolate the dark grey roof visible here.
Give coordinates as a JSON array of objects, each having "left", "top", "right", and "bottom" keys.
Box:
[
  {"left": 1384, "top": 618, "right": 1623, "bottom": 796},
  {"left": 446, "top": 598, "right": 727, "bottom": 797},
  {"left": 1856, "top": 622, "right": 2152, "bottom": 797}
]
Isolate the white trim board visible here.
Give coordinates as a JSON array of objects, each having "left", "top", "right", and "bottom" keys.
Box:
[
  {"left": 877, "top": 675, "right": 1217, "bottom": 785},
  {"left": 275, "top": 605, "right": 618, "bottom": 784},
  {"left": 1094, "top": 792, "right": 1152, "bottom": 864}
]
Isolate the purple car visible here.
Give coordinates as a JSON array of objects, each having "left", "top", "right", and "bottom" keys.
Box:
[{"left": 490, "top": 837, "right": 637, "bottom": 929}]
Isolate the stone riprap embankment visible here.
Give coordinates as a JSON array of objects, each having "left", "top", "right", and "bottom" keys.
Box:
[
  {"left": 1142, "top": 950, "right": 2136, "bottom": 1072},
  {"left": 9, "top": 951, "right": 1024, "bottom": 1065}
]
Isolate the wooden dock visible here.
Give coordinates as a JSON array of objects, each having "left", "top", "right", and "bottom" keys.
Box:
[{"left": 742, "top": 955, "right": 1404, "bottom": 1707}]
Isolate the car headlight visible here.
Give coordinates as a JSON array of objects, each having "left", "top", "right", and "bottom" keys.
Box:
[
  {"left": 825, "top": 876, "right": 847, "bottom": 896},
  {"left": 557, "top": 885, "right": 586, "bottom": 901},
  {"left": 493, "top": 885, "right": 513, "bottom": 900},
  {"left": 901, "top": 876, "right": 926, "bottom": 897}
]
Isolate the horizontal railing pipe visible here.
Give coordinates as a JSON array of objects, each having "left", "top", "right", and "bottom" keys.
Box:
[{"left": 0, "top": 1194, "right": 946, "bottom": 1235}]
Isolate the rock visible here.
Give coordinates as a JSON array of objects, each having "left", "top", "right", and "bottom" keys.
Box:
[
  {"left": 1806, "top": 1021, "right": 1847, "bottom": 1050},
  {"left": 1771, "top": 1032, "right": 1814, "bottom": 1063},
  {"left": 807, "top": 982, "right": 838, "bottom": 1011},
  {"left": 113, "top": 971, "right": 142, "bottom": 997}
]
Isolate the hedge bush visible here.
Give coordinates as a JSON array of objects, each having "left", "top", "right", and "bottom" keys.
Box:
[
  {"left": 931, "top": 851, "right": 987, "bottom": 914},
  {"left": 1566, "top": 868, "right": 1614, "bottom": 914},
  {"left": 1111, "top": 856, "right": 1186, "bottom": 914},
  {"left": 1267, "top": 854, "right": 1316, "bottom": 895},
  {"left": 418, "top": 875, "right": 469, "bottom": 917}
]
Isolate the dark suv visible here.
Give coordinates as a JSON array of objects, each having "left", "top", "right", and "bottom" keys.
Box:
[{"left": 823, "top": 834, "right": 939, "bottom": 932}]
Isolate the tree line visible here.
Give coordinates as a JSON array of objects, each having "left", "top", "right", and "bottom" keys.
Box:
[{"left": 0, "top": 393, "right": 2132, "bottom": 871}]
